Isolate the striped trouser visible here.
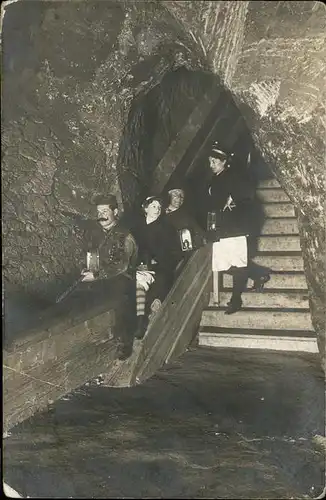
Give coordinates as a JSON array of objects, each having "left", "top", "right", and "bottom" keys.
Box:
[{"left": 136, "top": 281, "right": 146, "bottom": 317}]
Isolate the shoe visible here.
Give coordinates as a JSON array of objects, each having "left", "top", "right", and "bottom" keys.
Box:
[
  {"left": 134, "top": 316, "right": 148, "bottom": 340},
  {"left": 150, "top": 298, "right": 162, "bottom": 313},
  {"left": 251, "top": 274, "right": 270, "bottom": 292},
  {"left": 148, "top": 298, "right": 162, "bottom": 322},
  {"left": 225, "top": 300, "right": 242, "bottom": 315},
  {"left": 116, "top": 341, "right": 132, "bottom": 361}
]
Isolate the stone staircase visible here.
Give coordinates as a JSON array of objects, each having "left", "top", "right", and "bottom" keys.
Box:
[{"left": 198, "top": 178, "right": 318, "bottom": 353}]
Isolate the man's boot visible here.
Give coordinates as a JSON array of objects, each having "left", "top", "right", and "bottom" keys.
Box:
[
  {"left": 116, "top": 338, "right": 133, "bottom": 361},
  {"left": 225, "top": 298, "right": 243, "bottom": 315},
  {"left": 225, "top": 267, "right": 246, "bottom": 314}
]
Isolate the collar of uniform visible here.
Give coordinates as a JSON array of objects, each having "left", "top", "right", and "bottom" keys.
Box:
[
  {"left": 103, "top": 221, "right": 118, "bottom": 233},
  {"left": 166, "top": 206, "right": 179, "bottom": 214}
]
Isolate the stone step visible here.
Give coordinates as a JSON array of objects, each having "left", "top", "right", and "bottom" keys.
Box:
[
  {"left": 252, "top": 253, "right": 304, "bottom": 272},
  {"left": 200, "top": 309, "right": 313, "bottom": 331},
  {"left": 260, "top": 218, "right": 298, "bottom": 235},
  {"left": 223, "top": 272, "right": 307, "bottom": 290},
  {"left": 257, "top": 235, "right": 301, "bottom": 252},
  {"left": 215, "top": 290, "right": 309, "bottom": 309},
  {"left": 198, "top": 327, "right": 318, "bottom": 353},
  {"left": 257, "top": 189, "right": 290, "bottom": 203},
  {"left": 257, "top": 178, "right": 281, "bottom": 189},
  {"left": 264, "top": 203, "right": 295, "bottom": 218}
]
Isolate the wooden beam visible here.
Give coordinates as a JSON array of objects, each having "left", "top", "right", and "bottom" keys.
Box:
[
  {"left": 4, "top": 246, "right": 212, "bottom": 430},
  {"left": 212, "top": 270, "right": 220, "bottom": 305},
  {"left": 150, "top": 83, "right": 224, "bottom": 195},
  {"left": 3, "top": 299, "right": 118, "bottom": 433}
]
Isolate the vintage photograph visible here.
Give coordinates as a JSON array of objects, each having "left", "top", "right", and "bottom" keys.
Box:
[{"left": 2, "top": 0, "right": 325, "bottom": 498}]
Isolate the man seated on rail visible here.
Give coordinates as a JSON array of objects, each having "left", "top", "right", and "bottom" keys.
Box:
[{"left": 62, "top": 194, "right": 138, "bottom": 360}]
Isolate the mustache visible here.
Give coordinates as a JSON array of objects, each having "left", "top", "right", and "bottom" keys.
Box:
[{"left": 97, "top": 217, "right": 109, "bottom": 222}]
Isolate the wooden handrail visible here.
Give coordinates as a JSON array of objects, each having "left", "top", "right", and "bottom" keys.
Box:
[
  {"left": 102, "top": 244, "right": 212, "bottom": 387},
  {"left": 3, "top": 245, "right": 212, "bottom": 429}
]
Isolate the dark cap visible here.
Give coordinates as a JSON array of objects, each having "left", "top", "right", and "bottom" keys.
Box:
[
  {"left": 92, "top": 194, "right": 118, "bottom": 210},
  {"left": 210, "top": 141, "right": 234, "bottom": 161}
]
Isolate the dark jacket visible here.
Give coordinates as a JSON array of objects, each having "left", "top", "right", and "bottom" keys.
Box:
[
  {"left": 136, "top": 215, "right": 184, "bottom": 304},
  {"left": 198, "top": 165, "right": 255, "bottom": 239},
  {"left": 137, "top": 215, "right": 183, "bottom": 274},
  {"left": 85, "top": 221, "right": 138, "bottom": 281},
  {"left": 166, "top": 205, "right": 207, "bottom": 251}
]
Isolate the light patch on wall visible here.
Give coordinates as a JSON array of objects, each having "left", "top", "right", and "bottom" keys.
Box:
[
  {"left": 279, "top": 105, "right": 314, "bottom": 124},
  {"left": 248, "top": 80, "right": 281, "bottom": 117}
]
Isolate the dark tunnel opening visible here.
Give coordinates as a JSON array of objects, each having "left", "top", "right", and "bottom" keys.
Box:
[
  {"left": 116, "top": 66, "right": 217, "bottom": 209},
  {"left": 115, "top": 65, "right": 271, "bottom": 251}
]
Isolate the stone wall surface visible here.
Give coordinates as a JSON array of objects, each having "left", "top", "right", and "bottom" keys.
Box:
[{"left": 2, "top": 0, "right": 207, "bottom": 298}]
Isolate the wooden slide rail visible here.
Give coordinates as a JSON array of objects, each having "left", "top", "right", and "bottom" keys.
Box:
[
  {"left": 102, "top": 244, "right": 212, "bottom": 387},
  {"left": 3, "top": 299, "right": 118, "bottom": 433},
  {"left": 3, "top": 245, "right": 212, "bottom": 433}
]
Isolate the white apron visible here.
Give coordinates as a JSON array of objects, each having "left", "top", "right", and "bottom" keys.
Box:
[{"left": 212, "top": 235, "right": 248, "bottom": 272}]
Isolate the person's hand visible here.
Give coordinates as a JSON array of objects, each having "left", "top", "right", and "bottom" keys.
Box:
[
  {"left": 223, "top": 195, "right": 236, "bottom": 212},
  {"left": 81, "top": 270, "right": 95, "bottom": 282}
]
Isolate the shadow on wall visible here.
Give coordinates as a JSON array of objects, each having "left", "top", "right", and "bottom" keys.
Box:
[
  {"left": 116, "top": 66, "right": 218, "bottom": 213},
  {"left": 3, "top": 280, "right": 51, "bottom": 348}
]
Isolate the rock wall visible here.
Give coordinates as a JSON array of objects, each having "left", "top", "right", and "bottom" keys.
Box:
[
  {"left": 165, "top": 0, "right": 326, "bottom": 366},
  {"left": 2, "top": 0, "right": 207, "bottom": 298}
]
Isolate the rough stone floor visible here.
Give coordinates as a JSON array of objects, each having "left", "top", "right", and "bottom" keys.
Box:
[{"left": 3, "top": 348, "right": 325, "bottom": 499}]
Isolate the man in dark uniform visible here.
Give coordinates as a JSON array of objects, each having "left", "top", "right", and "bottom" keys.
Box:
[
  {"left": 79, "top": 194, "right": 138, "bottom": 360},
  {"left": 165, "top": 188, "right": 207, "bottom": 254},
  {"left": 197, "top": 143, "right": 270, "bottom": 314}
]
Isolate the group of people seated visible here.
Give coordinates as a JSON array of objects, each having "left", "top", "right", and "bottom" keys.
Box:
[
  {"left": 131, "top": 188, "right": 208, "bottom": 340},
  {"left": 71, "top": 141, "right": 271, "bottom": 360}
]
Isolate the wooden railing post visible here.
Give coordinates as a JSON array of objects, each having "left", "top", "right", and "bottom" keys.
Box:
[{"left": 212, "top": 270, "right": 219, "bottom": 305}]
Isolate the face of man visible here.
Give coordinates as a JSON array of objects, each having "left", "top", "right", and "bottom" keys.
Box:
[
  {"left": 169, "top": 189, "right": 185, "bottom": 211},
  {"left": 209, "top": 156, "right": 227, "bottom": 176},
  {"left": 145, "top": 200, "right": 161, "bottom": 221},
  {"left": 97, "top": 204, "right": 118, "bottom": 230}
]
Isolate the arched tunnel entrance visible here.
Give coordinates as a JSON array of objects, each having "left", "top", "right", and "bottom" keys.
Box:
[
  {"left": 116, "top": 66, "right": 219, "bottom": 211},
  {"left": 115, "top": 65, "right": 257, "bottom": 235}
]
